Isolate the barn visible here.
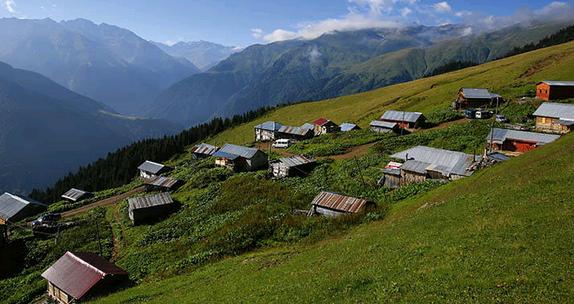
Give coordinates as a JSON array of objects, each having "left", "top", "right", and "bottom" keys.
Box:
[
  {"left": 536, "top": 81, "right": 574, "bottom": 101},
  {"left": 0, "top": 192, "right": 44, "bottom": 225},
  {"left": 137, "top": 161, "right": 171, "bottom": 179},
  {"left": 213, "top": 144, "right": 268, "bottom": 172},
  {"left": 340, "top": 123, "right": 361, "bottom": 132},
  {"left": 143, "top": 176, "right": 182, "bottom": 192},
  {"left": 454, "top": 88, "right": 502, "bottom": 109},
  {"left": 487, "top": 128, "right": 560, "bottom": 153},
  {"left": 191, "top": 143, "right": 219, "bottom": 159},
  {"left": 533, "top": 102, "right": 574, "bottom": 134},
  {"left": 61, "top": 188, "right": 92, "bottom": 203},
  {"left": 313, "top": 118, "right": 340, "bottom": 135},
  {"left": 271, "top": 155, "right": 316, "bottom": 178},
  {"left": 310, "top": 191, "right": 375, "bottom": 217},
  {"left": 380, "top": 111, "right": 425, "bottom": 129},
  {"left": 41, "top": 251, "right": 128, "bottom": 304},
  {"left": 370, "top": 120, "right": 399, "bottom": 133},
  {"left": 254, "top": 121, "right": 283, "bottom": 142},
  {"left": 128, "top": 193, "right": 177, "bottom": 225}
]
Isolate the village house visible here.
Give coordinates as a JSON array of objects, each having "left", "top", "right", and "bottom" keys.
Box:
[
  {"left": 532, "top": 102, "right": 574, "bottom": 134},
  {"left": 454, "top": 88, "right": 502, "bottom": 109},
  {"left": 536, "top": 81, "right": 574, "bottom": 101},
  {"left": 379, "top": 111, "right": 426, "bottom": 129},
  {"left": 143, "top": 176, "right": 182, "bottom": 192},
  {"left": 271, "top": 155, "right": 316, "bottom": 178},
  {"left": 382, "top": 146, "right": 477, "bottom": 188},
  {"left": 309, "top": 191, "right": 375, "bottom": 217},
  {"left": 137, "top": 161, "right": 171, "bottom": 179},
  {"left": 41, "top": 251, "right": 128, "bottom": 304},
  {"left": 254, "top": 121, "right": 283, "bottom": 141},
  {"left": 313, "top": 118, "right": 340, "bottom": 136},
  {"left": 0, "top": 192, "right": 44, "bottom": 225},
  {"left": 486, "top": 128, "right": 560, "bottom": 153},
  {"left": 370, "top": 120, "right": 399, "bottom": 133},
  {"left": 128, "top": 193, "right": 177, "bottom": 225},
  {"left": 340, "top": 123, "right": 361, "bottom": 132},
  {"left": 277, "top": 125, "right": 314, "bottom": 140},
  {"left": 212, "top": 144, "right": 268, "bottom": 171},
  {"left": 61, "top": 188, "right": 92, "bottom": 203},
  {"left": 191, "top": 143, "right": 219, "bottom": 159}
]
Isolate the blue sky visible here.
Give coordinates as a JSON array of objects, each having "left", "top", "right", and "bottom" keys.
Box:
[{"left": 0, "top": 0, "right": 571, "bottom": 46}]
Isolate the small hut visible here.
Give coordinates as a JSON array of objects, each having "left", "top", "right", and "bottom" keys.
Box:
[
  {"left": 536, "top": 81, "right": 574, "bottom": 101},
  {"left": 486, "top": 128, "right": 560, "bottom": 153},
  {"left": 143, "top": 176, "right": 182, "bottom": 192},
  {"left": 370, "top": 120, "right": 399, "bottom": 133},
  {"left": 309, "top": 191, "right": 375, "bottom": 217},
  {"left": 61, "top": 188, "right": 92, "bottom": 203},
  {"left": 213, "top": 144, "right": 268, "bottom": 172},
  {"left": 312, "top": 118, "right": 340, "bottom": 136},
  {"left": 128, "top": 193, "right": 177, "bottom": 225},
  {"left": 0, "top": 192, "right": 44, "bottom": 225},
  {"left": 380, "top": 111, "right": 425, "bottom": 129},
  {"left": 454, "top": 88, "right": 502, "bottom": 109},
  {"left": 533, "top": 102, "right": 574, "bottom": 134},
  {"left": 254, "top": 121, "right": 283, "bottom": 142},
  {"left": 137, "top": 161, "right": 171, "bottom": 179},
  {"left": 191, "top": 143, "right": 219, "bottom": 159},
  {"left": 277, "top": 125, "right": 314, "bottom": 140},
  {"left": 271, "top": 155, "right": 316, "bottom": 178},
  {"left": 340, "top": 123, "right": 361, "bottom": 132}
]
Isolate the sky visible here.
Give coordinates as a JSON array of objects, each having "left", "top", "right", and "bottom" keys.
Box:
[{"left": 0, "top": 0, "right": 572, "bottom": 47}]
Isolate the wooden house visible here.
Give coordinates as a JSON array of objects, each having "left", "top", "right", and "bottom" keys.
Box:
[
  {"left": 340, "top": 123, "right": 361, "bottom": 132},
  {"left": 137, "top": 161, "right": 171, "bottom": 179},
  {"left": 41, "top": 251, "right": 128, "bottom": 304},
  {"left": 271, "top": 155, "right": 316, "bottom": 178},
  {"left": 380, "top": 111, "right": 425, "bottom": 129},
  {"left": 536, "top": 81, "right": 574, "bottom": 101},
  {"left": 128, "top": 193, "right": 177, "bottom": 225},
  {"left": 143, "top": 176, "right": 182, "bottom": 192},
  {"left": 454, "top": 88, "right": 502, "bottom": 109},
  {"left": 313, "top": 118, "right": 340, "bottom": 136},
  {"left": 310, "top": 191, "right": 375, "bottom": 217},
  {"left": 61, "top": 188, "right": 92, "bottom": 203},
  {"left": 277, "top": 125, "right": 314, "bottom": 140},
  {"left": 213, "top": 144, "right": 268, "bottom": 172},
  {"left": 0, "top": 192, "right": 44, "bottom": 225},
  {"left": 380, "top": 162, "right": 403, "bottom": 188},
  {"left": 533, "top": 102, "right": 574, "bottom": 134},
  {"left": 370, "top": 120, "right": 399, "bottom": 133},
  {"left": 255, "top": 121, "right": 283, "bottom": 142},
  {"left": 191, "top": 143, "right": 219, "bottom": 159},
  {"left": 486, "top": 128, "right": 560, "bottom": 153}
]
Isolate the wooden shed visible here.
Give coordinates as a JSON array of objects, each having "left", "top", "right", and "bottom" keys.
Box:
[
  {"left": 191, "top": 143, "right": 219, "bottom": 159},
  {"left": 380, "top": 111, "right": 425, "bottom": 129},
  {"left": 61, "top": 188, "right": 92, "bottom": 203},
  {"left": 454, "top": 88, "right": 502, "bottom": 110},
  {"left": 310, "top": 191, "right": 375, "bottom": 217},
  {"left": 313, "top": 118, "right": 340, "bottom": 136},
  {"left": 128, "top": 193, "right": 177, "bottom": 225},
  {"left": 486, "top": 128, "right": 560, "bottom": 153},
  {"left": 271, "top": 155, "right": 316, "bottom": 178},
  {"left": 340, "top": 123, "right": 361, "bottom": 132},
  {"left": 536, "top": 81, "right": 574, "bottom": 101},
  {"left": 370, "top": 120, "right": 399, "bottom": 133},
  {"left": 41, "top": 251, "right": 128, "bottom": 304},
  {"left": 533, "top": 102, "right": 574, "bottom": 134},
  {"left": 143, "top": 176, "right": 182, "bottom": 192},
  {"left": 213, "top": 144, "right": 268, "bottom": 172},
  {"left": 137, "top": 161, "right": 171, "bottom": 179},
  {"left": 277, "top": 124, "right": 314, "bottom": 140}
]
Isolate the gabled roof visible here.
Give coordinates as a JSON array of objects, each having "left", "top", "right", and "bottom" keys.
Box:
[
  {"left": 340, "top": 123, "right": 360, "bottom": 132},
  {"left": 538, "top": 80, "right": 574, "bottom": 87},
  {"left": 41, "top": 252, "right": 127, "bottom": 300},
  {"left": 278, "top": 125, "right": 312, "bottom": 136},
  {"left": 487, "top": 128, "right": 560, "bottom": 145},
  {"left": 460, "top": 88, "right": 501, "bottom": 99},
  {"left": 128, "top": 193, "right": 174, "bottom": 211},
  {"left": 313, "top": 118, "right": 335, "bottom": 126},
  {"left": 61, "top": 188, "right": 90, "bottom": 202},
  {"left": 276, "top": 155, "right": 316, "bottom": 168},
  {"left": 300, "top": 123, "right": 315, "bottom": 131},
  {"left": 0, "top": 192, "right": 42, "bottom": 222},
  {"left": 143, "top": 176, "right": 181, "bottom": 189},
  {"left": 255, "top": 121, "right": 283, "bottom": 132},
  {"left": 380, "top": 111, "right": 424, "bottom": 123},
  {"left": 311, "top": 191, "right": 372, "bottom": 214},
  {"left": 214, "top": 144, "right": 262, "bottom": 159},
  {"left": 533, "top": 102, "right": 574, "bottom": 120},
  {"left": 391, "top": 146, "right": 476, "bottom": 177},
  {"left": 192, "top": 143, "right": 219, "bottom": 156},
  {"left": 370, "top": 120, "right": 398, "bottom": 129},
  {"left": 137, "top": 161, "right": 166, "bottom": 174}
]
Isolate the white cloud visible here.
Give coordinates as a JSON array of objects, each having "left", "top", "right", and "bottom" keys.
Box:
[
  {"left": 433, "top": 1, "right": 452, "bottom": 13},
  {"left": 400, "top": 7, "right": 413, "bottom": 17},
  {"left": 251, "top": 28, "right": 263, "bottom": 39},
  {"left": 3, "top": 0, "right": 16, "bottom": 13}
]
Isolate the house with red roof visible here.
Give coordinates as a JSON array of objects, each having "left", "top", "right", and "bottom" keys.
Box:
[
  {"left": 312, "top": 118, "right": 340, "bottom": 136},
  {"left": 41, "top": 252, "right": 128, "bottom": 304}
]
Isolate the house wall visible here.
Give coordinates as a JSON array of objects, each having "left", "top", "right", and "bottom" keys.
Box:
[
  {"left": 255, "top": 129, "right": 276, "bottom": 142},
  {"left": 245, "top": 152, "right": 268, "bottom": 171},
  {"left": 536, "top": 116, "right": 572, "bottom": 134},
  {"left": 47, "top": 281, "right": 72, "bottom": 304},
  {"left": 215, "top": 158, "right": 233, "bottom": 168},
  {"left": 131, "top": 204, "right": 175, "bottom": 225},
  {"left": 371, "top": 126, "right": 394, "bottom": 134},
  {"left": 536, "top": 83, "right": 551, "bottom": 101},
  {"left": 502, "top": 140, "right": 537, "bottom": 153},
  {"left": 400, "top": 170, "right": 427, "bottom": 186},
  {"left": 537, "top": 83, "right": 574, "bottom": 100},
  {"left": 140, "top": 171, "right": 155, "bottom": 179},
  {"left": 382, "top": 174, "right": 401, "bottom": 189},
  {"left": 313, "top": 206, "right": 347, "bottom": 217}
]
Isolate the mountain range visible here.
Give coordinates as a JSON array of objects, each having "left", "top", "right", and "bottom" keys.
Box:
[
  {"left": 150, "top": 21, "right": 571, "bottom": 127},
  {"left": 155, "top": 40, "right": 238, "bottom": 71},
  {"left": 0, "top": 18, "right": 200, "bottom": 115},
  {"left": 0, "top": 61, "right": 178, "bottom": 194}
]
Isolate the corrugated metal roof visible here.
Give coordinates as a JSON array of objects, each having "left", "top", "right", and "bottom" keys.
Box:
[
  {"left": 370, "top": 120, "right": 398, "bottom": 129},
  {"left": 62, "top": 188, "right": 90, "bottom": 202},
  {"left": 461, "top": 88, "right": 500, "bottom": 99},
  {"left": 278, "top": 125, "right": 312, "bottom": 136},
  {"left": 217, "top": 144, "right": 260, "bottom": 159},
  {"left": 311, "top": 191, "right": 371, "bottom": 214},
  {"left": 0, "top": 192, "right": 39, "bottom": 221},
  {"left": 383, "top": 161, "right": 402, "bottom": 175},
  {"left": 143, "top": 176, "right": 181, "bottom": 189},
  {"left": 533, "top": 102, "right": 574, "bottom": 120},
  {"left": 340, "top": 123, "right": 359, "bottom": 132},
  {"left": 391, "top": 146, "right": 476, "bottom": 177},
  {"left": 487, "top": 128, "right": 560, "bottom": 145},
  {"left": 300, "top": 123, "right": 315, "bottom": 131},
  {"left": 137, "top": 161, "right": 166, "bottom": 174},
  {"left": 192, "top": 143, "right": 219, "bottom": 156},
  {"left": 380, "top": 111, "right": 423, "bottom": 123},
  {"left": 41, "top": 251, "right": 127, "bottom": 300},
  {"left": 402, "top": 160, "right": 431, "bottom": 174},
  {"left": 313, "top": 118, "right": 332, "bottom": 126},
  {"left": 278, "top": 155, "right": 316, "bottom": 168},
  {"left": 255, "top": 121, "right": 283, "bottom": 131},
  {"left": 539, "top": 80, "right": 574, "bottom": 87},
  {"left": 128, "top": 193, "right": 174, "bottom": 211}
]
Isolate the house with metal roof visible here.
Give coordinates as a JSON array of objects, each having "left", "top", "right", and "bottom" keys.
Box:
[
  {"left": 277, "top": 125, "right": 314, "bottom": 140},
  {"left": 0, "top": 192, "right": 44, "bottom": 225},
  {"left": 454, "top": 88, "right": 502, "bottom": 109},
  {"left": 340, "top": 123, "right": 361, "bottom": 132},
  {"left": 128, "top": 193, "right": 177, "bottom": 225},
  {"left": 143, "top": 176, "right": 182, "bottom": 192},
  {"left": 486, "top": 128, "right": 560, "bottom": 153},
  {"left": 61, "top": 188, "right": 92, "bottom": 203},
  {"left": 536, "top": 81, "right": 574, "bottom": 101},
  {"left": 213, "top": 144, "right": 268, "bottom": 171},
  {"left": 533, "top": 102, "right": 574, "bottom": 134},
  {"left": 370, "top": 120, "right": 399, "bottom": 133},
  {"left": 271, "top": 155, "right": 317, "bottom": 178},
  {"left": 312, "top": 118, "right": 340, "bottom": 135},
  {"left": 137, "top": 161, "right": 171, "bottom": 179},
  {"left": 42, "top": 251, "right": 128, "bottom": 304},
  {"left": 191, "top": 143, "right": 219, "bottom": 159},
  {"left": 309, "top": 191, "right": 375, "bottom": 217},
  {"left": 380, "top": 111, "right": 426, "bottom": 129},
  {"left": 255, "top": 121, "right": 283, "bottom": 141}
]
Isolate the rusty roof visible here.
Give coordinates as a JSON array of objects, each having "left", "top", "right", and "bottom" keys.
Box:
[
  {"left": 311, "top": 191, "right": 371, "bottom": 214},
  {"left": 143, "top": 176, "right": 181, "bottom": 189},
  {"left": 192, "top": 143, "right": 219, "bottom": 156},
  {"left": 128, "top": 193, "right": 174, "bottom": 211},
  {"left": 41, "top": 252, "right": 127, "bottom": 300},
  {"left": 313, "top": 118, "right": 333, "bottom": 126}
]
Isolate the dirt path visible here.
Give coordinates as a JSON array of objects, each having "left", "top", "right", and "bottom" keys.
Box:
[
  {"left": 323, "top": 142, "right": 378, "bottom": 161},
  {"left": 110, "top": 204, "right": 128, "bottom": 261},
  {"left": 427, "top": 118, "right": 469, "bottom": 130},
  {"left": 61, "top": 186, "right": 145, "bottom": 218}
]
